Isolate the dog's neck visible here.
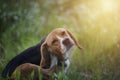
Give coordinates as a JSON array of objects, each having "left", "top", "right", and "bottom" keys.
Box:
[
  {"left": 50, "top": 51, "right": 70, "bottom": 73},
  {"left": 50, "top": 55, "right": 58, "bottom": 68}
]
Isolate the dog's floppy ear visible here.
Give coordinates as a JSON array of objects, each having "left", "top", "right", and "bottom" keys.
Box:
[
  {"left": 40, "top": 42, "right": 51, "bottom": 68},
  {"left": 67, "top": 29, "right": 83, "bottom": 50}
]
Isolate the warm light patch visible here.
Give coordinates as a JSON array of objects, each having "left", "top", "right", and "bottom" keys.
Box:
[
  {"left": 73, "top": 0, "right": 120, "bottom": 50},
  {"left": 101, "top": 0, "right": 117, "bottom": 12}
]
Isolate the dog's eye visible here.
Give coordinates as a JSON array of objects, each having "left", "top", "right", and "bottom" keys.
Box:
[
  {"left": 61, "top": 31, "right": 65, "bottom": 36},
  {"left": 52, "top": 40, "right": 58, "bottom": 46}
]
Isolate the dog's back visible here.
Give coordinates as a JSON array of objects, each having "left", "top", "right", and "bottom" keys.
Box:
[{"left": 2, "top": 38, "right": 45, "bottom": 78}]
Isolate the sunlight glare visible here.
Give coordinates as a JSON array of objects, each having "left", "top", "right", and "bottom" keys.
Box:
[{"left": 101, "top": 0, "right": 117, "bottom": 12}]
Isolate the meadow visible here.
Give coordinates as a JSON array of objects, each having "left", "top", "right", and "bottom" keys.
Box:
[{"left": 0, "top": 0, "right": 120, "bottom": 80}]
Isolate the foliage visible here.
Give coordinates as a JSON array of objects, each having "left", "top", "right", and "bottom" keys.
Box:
[{"left": 0, "top": 0, "right": 120, "bottom": 80}]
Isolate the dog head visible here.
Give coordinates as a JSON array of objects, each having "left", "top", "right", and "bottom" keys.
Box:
[{"left": 40, "top": 28, "right": 83, "bottom": 68}]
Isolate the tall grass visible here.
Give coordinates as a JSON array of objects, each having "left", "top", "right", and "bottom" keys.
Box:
[{"left": 0, "top": 0, "right": 120, "bottom": 80}]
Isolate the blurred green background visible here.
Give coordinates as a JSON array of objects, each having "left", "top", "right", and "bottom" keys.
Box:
[{"left": 0, "top": 0, "right": 120, "bottom": 80}]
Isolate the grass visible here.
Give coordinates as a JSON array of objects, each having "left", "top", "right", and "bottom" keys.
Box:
[
  {"left": 0, "top": 25, "right": 120, "bottom": 80},
  {"left": 0, "top": 0, "right": 120, "bottom": 80}
]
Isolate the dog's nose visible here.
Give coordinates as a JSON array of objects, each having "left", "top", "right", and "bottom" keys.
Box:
[{"left": 63, "top": 38, "right": 70, "bottom": 46}]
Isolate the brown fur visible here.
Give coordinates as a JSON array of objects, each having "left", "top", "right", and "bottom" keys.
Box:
[
  {"left": 10, "top": 63, "right": 62, "bottom": 80},
  {"left": 40, "top": 28, "right": 83, "bottom": 68}
]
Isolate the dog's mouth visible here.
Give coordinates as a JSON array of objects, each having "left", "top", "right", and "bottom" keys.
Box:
[
  {"left": 63, "top": 38, "right": 74, "bottom": 51},
  {"left": 57, "top": 39, "right": 74, "bottom": 61},
  {"left": 60, "top": 42, "right": 74, "bottom": 56},
  {"left": 66, "top": 43, "right": 74, "bottom": 51}
]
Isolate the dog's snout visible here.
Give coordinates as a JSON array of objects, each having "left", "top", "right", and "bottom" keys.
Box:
[{"left": 63, "top": 38, "right": 70, "bottom": 45}]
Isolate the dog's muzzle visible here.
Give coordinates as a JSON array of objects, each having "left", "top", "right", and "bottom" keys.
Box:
[{"left": 63, "top": 38, "right": 74, "bottom": 50}]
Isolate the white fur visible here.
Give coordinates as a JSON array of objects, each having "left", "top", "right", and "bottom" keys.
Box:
[
  {"left": 50, "top": 35, "right": 74, "bottom": 73},
  {"left": 55, "top": 36, "right": 74, "bottom": 72},
  {"left": 64, "top": 51, "right": 72, "bottom": 73},
  {"left": 57, "top": 36, "right": 66, "bottom": 53},
  {"left": 64, "top": 59, "right": 70, "bottom": 73},
  {"left": 50, "top": 55, "right": 58, "bottom": 68}
]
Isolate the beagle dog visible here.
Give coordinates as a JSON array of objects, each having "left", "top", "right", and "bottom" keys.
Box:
[
  {"left": 40, "top": 28, "right": 83, "bottom": 72},
  {"left": 10, "top": 28, "right": 83, "bottom": 80}
]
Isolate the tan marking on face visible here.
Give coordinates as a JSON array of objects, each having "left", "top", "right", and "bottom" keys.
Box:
[
  {"left": 43, "top": 28, "right": 72, "bottom": 60},
  {"left": 41, "top": 28, "right": 83, "bottom": 62}
]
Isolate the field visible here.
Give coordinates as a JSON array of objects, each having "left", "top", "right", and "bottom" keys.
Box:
[{"left": 0, "top": 0, "right": 120, "bottom": 80}]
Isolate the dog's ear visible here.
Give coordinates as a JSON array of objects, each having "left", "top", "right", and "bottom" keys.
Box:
[
  {"left": 40, "top": 42, "right": 51, "bottom": 68},
  {"left": 67, "top": 30, "right": 83, "bottom": 50}
]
